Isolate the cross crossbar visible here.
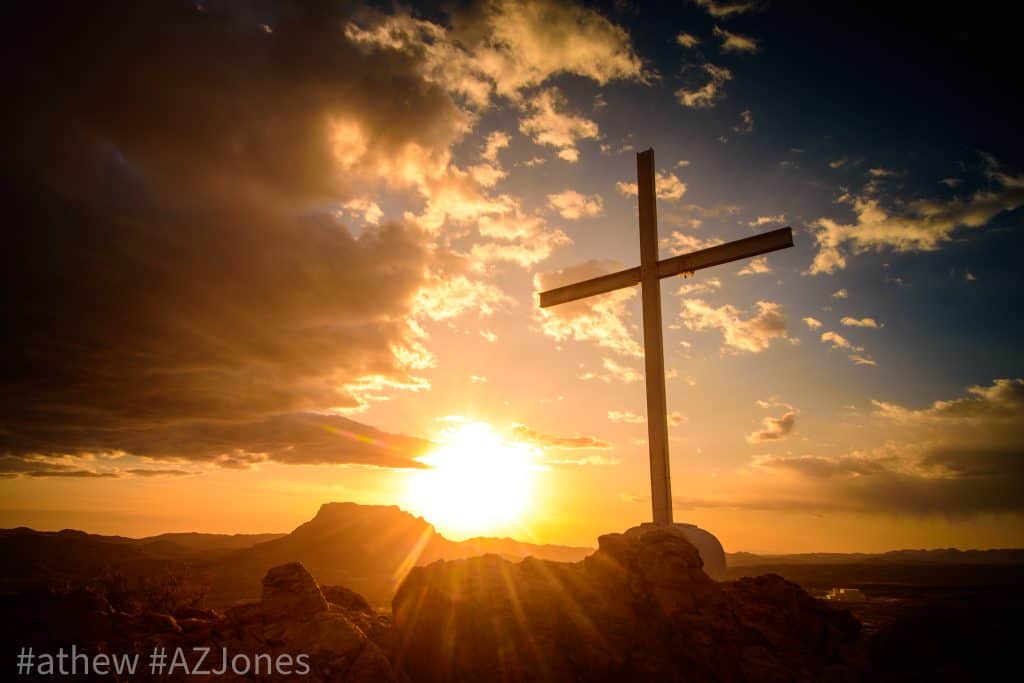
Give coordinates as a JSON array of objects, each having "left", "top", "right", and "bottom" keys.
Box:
[{"left": 539, "top": 227, "right": 793, "bottom": 308}]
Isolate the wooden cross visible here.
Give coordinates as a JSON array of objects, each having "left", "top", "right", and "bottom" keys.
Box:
[{"left": 538, "top": 149, "right": 794, "bottom": 525}]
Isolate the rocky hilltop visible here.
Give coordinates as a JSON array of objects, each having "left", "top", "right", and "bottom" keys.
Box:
[
  {"left": 392, "top": 523, "right": 865, "bottom": 682},
  {"left": 1, "top": 561, "right": 399, "bottom": 682},
  {"left": 2, "top": 524, "right": 1015, "bottom": 681}
]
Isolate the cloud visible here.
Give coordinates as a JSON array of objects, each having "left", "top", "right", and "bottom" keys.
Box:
[
  {"left": 123, "top": 469, "right": 196, "bottom": 478},
  {"left": 873, "top": 378, "right": 1024, "bottom": 423},
  {"left": 841, "top": 316, "right": 881, "bottom": 328},
  {"left": 753, "top": 452, "right": 893, "bottom": 479},
  {"left": 346, "top": 0, "right": 645, "bottom": 108},
  {"left": 747, "top": 410, "right": 798, "bottom": 443},
  {"left": 694, "top": 0, "right": 766, "bottom": 18},
  {"left": 819, "top": 331, "right": 878, "bottom": 367},
  {"left": 482, "top": 131, "right": 511, "bottom": 162},
  {"left": 0, "top": 456, "right": 117, "bottom": 479},
  {"left": 832, "top": 288, "right": 849, "bottom": 299},
  {"left": 713, "top": 26, "right": 759, "bottom": 53},
  {"left": 4, "top": 2, "right": 552, "bottom": 471},
  {"left": 829, "top": 158, "right": 848, "bottom": 169},
  {"left": 733, "top": 109, "right": 755, "bottom": 134},
  {"left": 340, "top": 198, "right": 384, "bottom": 225},
  {"left": 470, "top": 202, "right": 572, "bottom": 267},
  {"left": 801, "top": 317, "right": 823, "bottom": 330},
  {"left": 680, "top": 300, "right": 791, "bottom": 353},
  {"left": 510, "top": 425, "right": 611, "bottom": 450},
  {"left": 0, "top": 414, "right": 435, "bottom": 472},
  {"left": 686, "top": 380, "right": 1024, "bottom": 517},
  {"left": 748, "top": 214, "right": 785, "bottom": 227},
  {"left": 468, "top": 163, "right": 508, "bottom": 188},
  {"left": 807, "top": 160, "right": 1024, "bottom": 274},
  {"left": 738, "top": 256, "right": 772, "bottom": 276},
  {"left": 616, "top": 170, "right": 688, "bottom": 201},
  {"left": 677, "top": 33, "right": 701, "bottom": 48},
  {"left": 608, "top": 410, "right": 646, "bottom": 424},
  {"left": 547, "top": 454, "right": 620, "bottom": 466},
  {"left": 677, "top": 277, "right": 722, "bottom": 296},
  {"left": 664, "top": 232, "right": 724, "bottom": 253},
  {"left": 414, "top": 273, "right": 513, "bottom": 320},
  {"left": 675, "top": 63, "right": 733, "bottom": 108},
  {"left": 535, "top": 260, "right": 642, "bottom": 357},
  {"left": 471, "top": 232, "right": 571, "bottom": 267},
  {"left": 581, "top": 358, "right": 644, "bottom": 384},
  {"left": 751, "top": 444, "right": 1024, "bottom": 517},
  {"left": 519, "top": 87, "right": 600, "bottom": 162},
  {"left": 821, "top": 331, "right": 863, "bottom": 351},
  {"left": 547, "top": 189, "right": 604, "bottom": 219},
  {"left": 669, "top": 496, "right": 847, "bottom": 514}
]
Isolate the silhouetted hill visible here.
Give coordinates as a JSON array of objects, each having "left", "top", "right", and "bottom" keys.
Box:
[
  {"left": 728, "top": 548, "right": 1024, "bottom": 567},
  {"left": 139, "top": 532, "right": 285, "bottom": 554},
  {"left": 726, "top": 548, "right": 1024, "bottom": 596},
  {"left": 0, "top": 526, "right": 286, "bottom": 599},
  {"left": 8, "top": 505, "right": 1020, "bottom": 609},
  {"left": 0, "top": 528, "right": 158, "bottom": 594},
  {"left": 0, "top": 503, "right": 593, "bottom": 607},
  {"left": 207, "top": 502, "right": 593, "bottom": 606}
]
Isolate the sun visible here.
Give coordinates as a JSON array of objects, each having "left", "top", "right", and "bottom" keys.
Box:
[{"left": 403, "top": 419, "right": 542, "bottom": 538}]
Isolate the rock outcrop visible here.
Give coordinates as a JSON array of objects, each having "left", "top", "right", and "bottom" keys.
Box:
[
  {"left": 0, "top": 562, "right": 399, "bottom": 682},
  {"left": 392, "top": 524, "right": 865, "bottom": 682}
]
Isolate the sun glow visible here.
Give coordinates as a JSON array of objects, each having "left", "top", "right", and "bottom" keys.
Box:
[{"left": 404, "top": 419, "right": 542, "bottom": 538}]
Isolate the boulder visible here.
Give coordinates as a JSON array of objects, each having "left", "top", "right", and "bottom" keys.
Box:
[
  {"left": 261, "top": 561, "right": 329, "bottom": 622},
  {"left": 392, "top": 524, "right": 865, "bottom": 683},
  {"left": 322, "top": 584, "right": 373, "bottom": 613}
]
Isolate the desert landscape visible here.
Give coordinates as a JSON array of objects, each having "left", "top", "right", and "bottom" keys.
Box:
[
  {"left": 4, "top": 0, "right": 1023, "bottom": 680},
  {"left": 2, "top": 502, "right": 1021, "bottom": 680}
]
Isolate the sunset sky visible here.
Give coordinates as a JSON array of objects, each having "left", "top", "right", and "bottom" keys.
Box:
[{"left": 3, "top": 0, "right": 1022, "bottom": 553}]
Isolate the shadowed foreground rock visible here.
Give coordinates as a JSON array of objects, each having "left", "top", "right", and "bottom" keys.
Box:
[
  {"left": 392, "top": 524, "right": 865, "bottom": 682},
  {"left": 0, "top": 562, "right": 398, "bottom": 682}
]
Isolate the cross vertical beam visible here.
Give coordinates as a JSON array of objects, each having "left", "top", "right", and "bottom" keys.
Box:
[{"left": 637, "top": 149, "right": 673, "bottom": 525}]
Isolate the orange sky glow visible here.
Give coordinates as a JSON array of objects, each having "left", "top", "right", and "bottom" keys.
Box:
[{"left": 3, "top": 0, "right": 1023, "bottom": 554}]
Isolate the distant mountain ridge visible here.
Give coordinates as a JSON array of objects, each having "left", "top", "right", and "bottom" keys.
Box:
[
  {"left": 3, "top": 503, "right": 1022, "bottom": 607},
  {"left": 728, "top": 548, "right": 1024, "bottom": 567},
  {"left": 0, "top": 502, "right": 595, "bottom": 606}
]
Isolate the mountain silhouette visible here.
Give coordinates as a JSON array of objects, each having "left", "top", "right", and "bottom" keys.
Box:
[
  {"left": 0, "top": 503, "right": 593, "bottom": 606},
  {"left": 207, "top": 502, "right": 593, "bottom": 605}
]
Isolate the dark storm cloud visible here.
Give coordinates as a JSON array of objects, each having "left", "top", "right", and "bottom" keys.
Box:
[
  {"left": 1, "top": 1, "right": 462, "bottom": 469},
  {"left": 751, "top": 445, "right": 1024, "bottom": 517},
  {"left": 9, "top": 1, "right": 464, "bottom": 209},
  {"left": 1, "top": 413, "right": 434, "bottom": 471},
  {"left": 0, "top": 456, "right": 116, "bottom": 479}
]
